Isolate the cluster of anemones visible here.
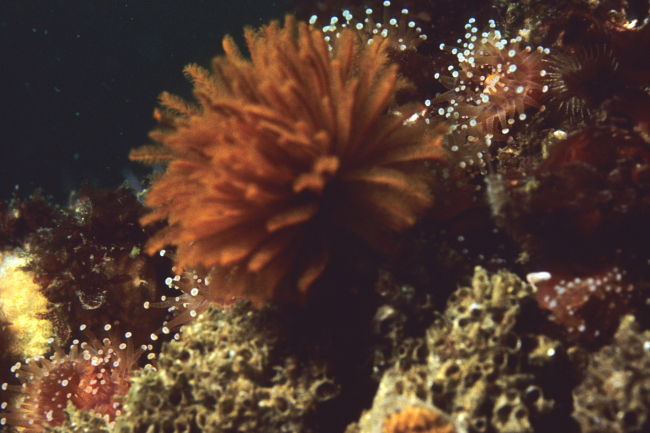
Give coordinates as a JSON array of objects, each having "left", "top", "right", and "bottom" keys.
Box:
[
  {"left": 309, "top": 0, "right": 427, "bottom": 51},
  {"left": 1, "top": 325, "right": 145, "bottom": 430},
  {"left": 130, "top": 15, "right": 448, "bottom": 306},
  {"left": 428, "top": 18, "right": 549, "bottom": 173}
]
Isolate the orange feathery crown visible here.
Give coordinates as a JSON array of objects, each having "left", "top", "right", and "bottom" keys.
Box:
[{"left": 130, "top": 15, "right": 447, "bottom": 306}]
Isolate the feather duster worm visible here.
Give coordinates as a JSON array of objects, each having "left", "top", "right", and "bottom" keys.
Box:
[
  {"left": 543, "top": 45, "right": 619, "bottom": 122},
  {"left": 130, "top": 16, "right": 448, "bottom": 306}
]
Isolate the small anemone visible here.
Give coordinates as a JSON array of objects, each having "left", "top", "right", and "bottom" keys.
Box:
[
  {"left": 144, "top": 258, "right": 245, "bottom": 340},
  {"left": 1, "top": 325, "right": 146, "bottom": 431},
  {"left": 309, "top": 1, "right": 427, "bottom": 52}
]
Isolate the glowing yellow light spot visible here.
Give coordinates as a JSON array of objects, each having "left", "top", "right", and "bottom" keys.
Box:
[{"left": 0, "top": 251, "right": 54, "bottom": 358}]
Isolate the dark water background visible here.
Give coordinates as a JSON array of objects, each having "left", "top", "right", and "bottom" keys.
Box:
[{"left": 1, "top": 0, "right": 292, "bottom": 205}]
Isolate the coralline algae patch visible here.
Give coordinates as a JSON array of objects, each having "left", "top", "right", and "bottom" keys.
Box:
[
  {"left": 527, "top": 268, "right": 637, "bottom": 343},
  {"left": 0, "top": 251, "right": 53, "bottom": 359}
]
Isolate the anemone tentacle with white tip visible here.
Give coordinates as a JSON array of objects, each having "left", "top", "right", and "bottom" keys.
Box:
[
  {"left": 309, "top": 1, "right": 427, "bottom": 51},
  {"left": 144, "top": 265, "right": 245, "bottom": 341}
]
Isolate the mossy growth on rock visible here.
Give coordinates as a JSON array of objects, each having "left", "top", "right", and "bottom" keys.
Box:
[
  {"left": 116, "top": 302, "right": 338, "bottom": 433},
  {"left": 352, "top": 267, "right": 569, "bottom": 433},
  {"left": 573, "top": 315, "right": 650, "bottom": 433},
  {"left": 43, "top": 401, "right": 113, "bottom": 433}
]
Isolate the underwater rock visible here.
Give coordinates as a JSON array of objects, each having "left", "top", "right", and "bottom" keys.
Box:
[
  {"left": 353, "top": 267, "right": 571, "bottom": 433},
  {"left": 0, "top": 190, "right": 59, "bottom": 250},
  {"left": 572, "top": 315, "right": 650, "bottom": 433},
  {"left": 487, "top": 118, "right": 650, "bottom": 343},
  {"left": 24, "top": 185, "right": 166, "bottom": 348}
]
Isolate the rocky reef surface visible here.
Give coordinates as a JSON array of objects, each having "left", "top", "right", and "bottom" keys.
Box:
[{"left": 2, "top": 0, "right": 650, "bottom": 432}]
